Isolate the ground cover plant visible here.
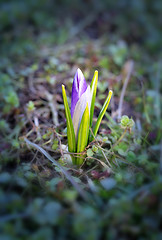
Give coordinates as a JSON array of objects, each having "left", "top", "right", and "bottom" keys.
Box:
[{"left": 0, "top": 0, "right": 161, "bottom": 239}]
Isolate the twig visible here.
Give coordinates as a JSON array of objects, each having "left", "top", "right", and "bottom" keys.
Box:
[
  {"left": 54, "top": 129, "right": 64, "bottom": 158},
  {"left": 89, "top": 128, "right": 113, "bottom": 170},
  {"left": 118, "top": 60, "right": 134, "bottom": 119},
  {"left": 86, "top": 156, "right": 112, "bottom": 169},
  {"left": 28, "top": 75, "right": 37, "bottom": 94},
  {"left": 112, "top": 128, "right": 127, "bottom": 148},
  {"left": 45, "top": 91, "right": 59, "bottom": 126},
  {"left": 34, "top": 116, "right": 41, "bottom": 140}
]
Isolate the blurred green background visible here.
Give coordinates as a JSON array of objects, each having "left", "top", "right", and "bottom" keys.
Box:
[
  {"left": 0, "top": 0, "right": 161, "bottom": 239},
  {"left": 1, "top": 0, "right": 161, "bottom": 57}
]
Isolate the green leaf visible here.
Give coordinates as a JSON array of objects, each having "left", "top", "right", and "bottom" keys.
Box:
[
  {"left": 27, "top": 100, "right": 35, "bottom": 111},
  {"left": 118, "top": 148, "right": 127, "bottom": 156},
  {"left": 87, "top": 149, "right": 94, "bottom": 157},
  {"left": 90, "top": 70, "right": 98, "bottom": 127},
  {"left": 77, "top": 103, "right": 90, "bottom": 152},
  {"left": 126, "top": 151, "right": 136, "bottom": 161},
  {"left": 92, "top": 90, "right": 113, "bottom": 140},
  {"left": 62, "top": 85, "right": 76, "bottom": 153},
  {"left": 76, "top": 104, "right": 90, "bottom": 164},
  {"left": 52, "top": 139, "right": 59, "bottom": 150},
  {"left": 63, "top": 190, "right": 78, "bottom": 202},
  {"left": 5, "top": 90, "right": 19, "bottom": 107}
]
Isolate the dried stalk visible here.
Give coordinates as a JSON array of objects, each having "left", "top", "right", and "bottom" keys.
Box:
[{"left": 118, "top": 60, "right": 134, "bottom": 120}]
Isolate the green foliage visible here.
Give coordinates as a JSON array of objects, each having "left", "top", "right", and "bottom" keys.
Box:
[
  {"left": 92, "top": 90, "right": 113, "bottom": 140},
  {"left": 27, "top": 101, "right": 35, "bottom": 112},
  {"left": 0, "top": 73, "right": 19, "bottom": 113},
  {"left": 108, "top": 41, "right": 128, "bottom": 66},
  {"left": 76, "top": 104, "right": 90, "bottom": 164},
  {"left": 87, "top": 148, "right": 94, "bottom": 157},
  {"left": 52, "top": 139, "right": 59, "bottom": 150},
  {"left": 120, "top": 115, "right": 135, "bottom": 129},
  {"left": 0, "top": 120, "right": 9, "bottom": 132},
  {"left": 62, "top": 85, "right": 76, "bottom": 154},
  {"left": 90, "top": 70, "right": 98, "bottom": 127}
]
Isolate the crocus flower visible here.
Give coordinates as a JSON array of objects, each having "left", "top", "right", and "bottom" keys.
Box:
[
  {"left": 62, "top": 68, "right": 113, "bottom": 165},
  {"left": 71, "top": 68, "right": 87, "bottom": 118},
  {"left": 71, "top": 69, "right": 91, "bottom": 140}
]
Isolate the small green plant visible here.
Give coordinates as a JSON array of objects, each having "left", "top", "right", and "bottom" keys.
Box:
[
  {"left": 62, "top": 68, "right": 113, "bottom": 165},
  {"left": 27, "top": 101, "right": 35, "bottom": 112},
  {"left": 0, "top": 73, "right": 19, "bottom": 114},
  {"left": 120, "top": 115, "right": 135, "bottom": 130}
]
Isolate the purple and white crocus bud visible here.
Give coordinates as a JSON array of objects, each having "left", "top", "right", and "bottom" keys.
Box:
[{"left": 71, "top": 68, "right": 91, "bottom": 139}]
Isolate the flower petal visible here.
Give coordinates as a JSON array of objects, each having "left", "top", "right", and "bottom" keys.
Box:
[
  {"left": 72, "top": 85, "right": 91, "bottom": 140},
  {"left": 71, "top": 68, "right": 87, "bottom": 118}
]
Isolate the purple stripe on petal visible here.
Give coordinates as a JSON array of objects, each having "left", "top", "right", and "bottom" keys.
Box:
[
  {"left": 71, "top": 68, "right": 87, "bottom": 118},
  {"left": 72, "top": 86, "right": 91, "bottom": 139}
]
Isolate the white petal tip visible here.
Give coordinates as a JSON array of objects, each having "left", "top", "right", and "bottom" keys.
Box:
[{"left": 77, "top": 68, "right": 82, "bottom": 73}]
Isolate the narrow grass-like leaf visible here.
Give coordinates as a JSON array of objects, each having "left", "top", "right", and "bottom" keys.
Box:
[
  {"left": 92, "top": 90, "right": 113, "bottom": 140},
  {"left": 62, "top": 85, "right": 76, "bottom": 153},
  {"left": 76, "top": 103, "right": 90, "bottom": 164},
  {"left": 24, "top": 138, "right": 88, "bottom": 201},
  {"left": 90, "top": 70, "right": 98, "bottom": 127}
]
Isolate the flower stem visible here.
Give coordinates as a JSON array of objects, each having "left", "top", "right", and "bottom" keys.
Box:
[{"left": 112, "top": 128, "right": 127, "bottom": 148}]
